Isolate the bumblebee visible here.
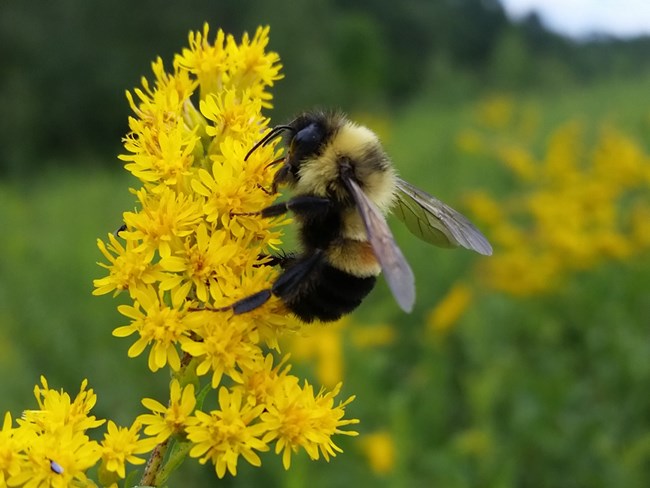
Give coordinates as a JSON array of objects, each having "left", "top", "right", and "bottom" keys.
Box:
[{"left": 215, "top": 111, "right": 492, "bottom": 322}]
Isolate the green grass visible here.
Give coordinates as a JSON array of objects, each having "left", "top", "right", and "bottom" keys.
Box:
[{"left": 2, "top": 74, "right": 650, "bottom": 486}]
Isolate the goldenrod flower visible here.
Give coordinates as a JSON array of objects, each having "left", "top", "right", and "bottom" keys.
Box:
[
  {"left": 93, "top": 23, "right": 359, "bottom": 481},
  {"left": 21, "top": 377, "right": 105, "bottom": 435},
  {"left": 232, "top": 353, "right": 295, "bottom": 407},
  {"left": 100, "top": 421, "right": 157, "bottom": 479},
  {"left": 262, "top": 381, "right": 359, "bottom": 470},
  {"left": 7, "top": 429, "right": 100, "bottom": 488},
  {"left": 121, "top": 187, "right": 204, "bottom": 257},
  {"left": 0, "top": 413, "right": 25, "bottom": 486},
  {"left": 3, "top": 378, "right": 105, "bottom": 487},
  {"left": 186, "top": 387, "right": 269, "bottom": 478},
  {"left": 158, "top": 222, "right": 241, "bottom": 303},
  {"left": 182, "top": 313, "right": 264, "bottom": 387},
  {"left": 139, "top": 380, "right": 196, "bottom": 443},
  {"left": 93, "top": 232, "right": 165, "bottom": 297},
  {"left": 8, "top": 22, "right": 360, "bottom": 487},
  {"left": 114, "top": 283, "right": 193, "bottom": 371}
]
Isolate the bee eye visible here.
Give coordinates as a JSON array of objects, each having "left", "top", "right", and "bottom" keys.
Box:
[{"left": 294, "top": 123, "right": 323, "bottom": 155}]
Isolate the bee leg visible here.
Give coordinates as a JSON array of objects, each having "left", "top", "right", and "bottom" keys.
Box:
[
  {"left": 270, "top": 250, "right": 323, "bottom": 298},
  {"left": 201, "top": 251, "right": 323, "bottom": 316},
  {"left": 255, "top": 252, "right": 297, "bottom": 268},
  {"left": 113, "top": 223, "right": 127, "bottom": 237},
  {"left": 232, "top": 196, "right": 331, "bottom": 218},
  {"left": 256, "top": 183, "right": 274, "bottom": 195},
  {"left": 229, "top": 290, "right": 274, "bottom": 314}
]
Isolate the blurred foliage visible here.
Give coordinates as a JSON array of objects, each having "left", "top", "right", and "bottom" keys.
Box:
[
  {"left": 2, "top": 1, "right": 650, "bottom": 486},
  {"left": 3, "top": 74, "right": 648, "bottom": 487},
  {"left": 4, "top": 0, "right": 650, "bottom": 176}
]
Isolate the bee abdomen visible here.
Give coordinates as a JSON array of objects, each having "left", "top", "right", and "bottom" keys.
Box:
[
  {"left": 285, "top": 264, "right": 376, "bottom": 323},
  {"left": 325, "top": 239, "right": 381, "bottom": 277}
]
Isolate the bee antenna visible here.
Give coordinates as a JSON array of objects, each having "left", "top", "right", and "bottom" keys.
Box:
[
  {"left": 245, "top": 125, "right": 295, "bottom": 161},
  {"left": 264, "top": 156, "right": 285, "bottom": 169}
]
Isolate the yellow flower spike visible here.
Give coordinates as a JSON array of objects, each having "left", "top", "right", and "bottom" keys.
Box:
[
  {"left": 175, "top": 24, "right": 228, "bottom": 99},
  {"left": 261, "top": 380, "right": 359, "bottom": 470},
  {"left": 122, "top": 187, "right": 204, "bottom": 257},
  {"left": 463, "top": 103, "right": 650, "bottom": 297},
  {"left": 139, "top": 380, "right": 196, "bottom": 444},
  {"left": 0, "top": 412, "right": 27, "bottom": 484},
  {"left": 22, "top": 377, "right": 105, "bottom": 435},
  {"left": 94, "top": 23, "right": 359, "bottom": 481},
  {"left": 186, "top": 387, "right": 270, "bottom": 478},
  {"left": 233, "top": 353, "right": 296, "bottom": 408},
  {"left": 100, "top": 421, "right": 157, "bottom": 479},
  {"left": 93, "top": 232, "right": 165, "bottom": 297},
  {"left": 114, "top": 285, "right": 192, "bottom": 372},
  {"left": 4, "top": 378, "right": 106, "bottom": 487},
  {"left": 182, "top": 314, "right": 264, "bottom": 387}
]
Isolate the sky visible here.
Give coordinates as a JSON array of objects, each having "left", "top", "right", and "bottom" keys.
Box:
[{"left": 500, "top": 0, "right": 650, "bottom": 38}]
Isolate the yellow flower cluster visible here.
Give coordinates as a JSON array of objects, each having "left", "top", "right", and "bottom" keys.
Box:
[
  {"left": 458, "top": 98, "right": 650, "bottom": 296},
  {"left": 91, "top": 24, "right": 358, "bottom": 481},
  {"left": 0, "top": 376, "right": 154, "bottom": 488}
]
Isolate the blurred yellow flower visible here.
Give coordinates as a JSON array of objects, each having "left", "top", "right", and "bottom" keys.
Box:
[
  {"left": 474, "top": 95, "right": 514, "bottom": 129},
  {"left": 427, "top": 282, "right": 474, "bottom": 335},
  {"left": 359, "top": 430, "right": 396, "bottom": 476},
  {"left": 286, "top": 320, "right": 346, "bottom": 388},
  {"left": 460, "top": 108, "right": 650, "bottom": 296},
  {"left": 349, "top": 323, "right": 396, "bottom": 349}
]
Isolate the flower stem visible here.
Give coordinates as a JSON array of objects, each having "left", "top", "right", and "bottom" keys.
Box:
[{"left": 140, "top": 438, "right": 170, "bottom": 486}]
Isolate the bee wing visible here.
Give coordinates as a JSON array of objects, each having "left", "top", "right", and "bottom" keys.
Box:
[
  {"left": 394, "top": 178, "right": 493, "bottom": 256},
  {"left": 346, "top": 178, "right": 415, "bottom": 313}
]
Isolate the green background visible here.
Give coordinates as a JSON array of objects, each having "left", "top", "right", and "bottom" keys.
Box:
[{"left": 1, "top": 1, "right": 649, "bottom": 486}]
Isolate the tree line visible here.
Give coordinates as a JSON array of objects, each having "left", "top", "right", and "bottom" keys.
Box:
[{"left": 2, "top": 0, "right": 650, "bottom": 176}]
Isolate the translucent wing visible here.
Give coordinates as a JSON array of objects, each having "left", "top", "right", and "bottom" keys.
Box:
[
  {"left": 346, "top": 178, "right": 415, "bottom": 313},
  {"left": 393, "top": 178, "right": 493, "bottom": 256}
]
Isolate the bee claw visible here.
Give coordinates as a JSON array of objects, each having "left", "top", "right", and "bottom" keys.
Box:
[{"left": 256, "top": 183, "right": 274, "bottom": 195}]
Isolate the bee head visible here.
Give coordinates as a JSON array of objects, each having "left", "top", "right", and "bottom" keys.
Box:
[
  {"left": 287, "top": 120, "right": 326, "bottom": 164},
  {"left": 245, "top": 112, "right": 341, "bottom": 193},
  {"left": 267, "top": 122, "right": 325, "bottom": 192}
]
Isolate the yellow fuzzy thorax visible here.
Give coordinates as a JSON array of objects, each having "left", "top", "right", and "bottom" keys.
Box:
[{"left": 294, "top": 121, "right": 397, "bottom": 214}]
